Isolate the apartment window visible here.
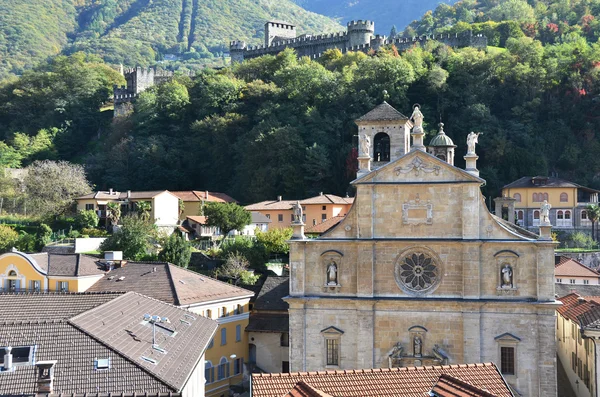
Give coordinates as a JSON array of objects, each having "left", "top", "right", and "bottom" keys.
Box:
[
  {"left": 30, "top": 280, "right": 40, "bottom": 291},
  {"left": 513, "top": 193, "right": 521, "bottom": 202},
  {"left": 500, "top": 347, "right": 515, "bottom": 375},
  {"left": 326, "top": 339, "right": 339, "bottom": 366},
  {"left": 322, "top": 205, "right": 326, "bottom": 210},
  {"left": 205, "top": 361, "right": 214, "bottom": 384},
  {"left": 321, "top": 214, "right": 327, "bottom": 222},
  {"left": 234, "top": 357, "right": 243, "bottom": 375},
  {"left": 206, "top": 309, "right": 212, "bottom": 318},
  {"left": 578, "top": 358, "right": 583, "bottom": 379},
  {"left": 236, "top": 325, "right": 241, "bottom": 342},
  {"left": 533, "top": 193, "right": 539, "bottom": 202},
  {"left": 557, "top": 278, "right": 562, "bottom": 283},
  {"left": 543, "top": 193, "right": 549, "bottom": 201},
  {"left": 571, "top": 279, "right": 576, "bottom": 284},
  {"left": 561, "top": 192, "right": 568, "bottom": 202},
  {"left": 57, "top": 281, "right": 68, "bottom": 292},
  {"left": 265, "top": 214, "right": 270, "bottom": 219},
  {"left": 585, "top": 279, "right": 590, "bottom": 285},
  {"left": 237, "top": 304, "right": 243, "bottom": 314},
  {"left": 7, "top": 279, "right": 18, "bottom": 291},
  {"left": 281, "top": 332, "right": 289, "bottom": 347},
  {"left": 218, "top": 357, "right": 229, "bottom": 380},
  {"left": 85, "top": 204, "right": 94, "bottom": 210},
  {"left": 582, "top": 210, "right": 588, "bottom": 220},
  {"left": 221, "top": 328, "right": 227, "bottom": 345},
  {"left": 290, "top": 214, "right": 294, "bottom": 222},
  {"left": 221, "top": 307, "right": 228, "bottom": 317},
  {"left": 572, "top": 352, "right": 577, "bottom": 371},
  {"left": 278, "top": 214, "right": 283, "bottom": 222}
]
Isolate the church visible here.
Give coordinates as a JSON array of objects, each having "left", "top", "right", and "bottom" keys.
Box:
[{"left": 286, "top": 102, "right": 558, "bottom": 396}]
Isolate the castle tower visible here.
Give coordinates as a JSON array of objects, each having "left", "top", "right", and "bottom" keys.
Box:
[
  {"left": 230, "top": 41, "right": 247, "bottom": 64},
  {"left": 355, "top": 101, "right": 411, "bottom": 169},
  {"left": 265, "top": 21, "right": 296, "bottom": 47},
  {"left": 427, "top": 123, "right": 456, "bottom": 165},
  {"left": 347, "top": 20, "right": 375, "bottom": 48}
]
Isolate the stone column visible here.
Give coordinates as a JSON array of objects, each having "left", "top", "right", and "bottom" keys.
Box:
[
  {"left": 411, "top": 128, "right": 425, "bottom": 151},
  {"left": 356, "top": 301, "right": 375, "bottom": 369},
  {"left": 464, "top": 154, "right": 479, "bottom": 178},
  {"left": 357, "top": 155, "right": 371, "bottom": 178}
]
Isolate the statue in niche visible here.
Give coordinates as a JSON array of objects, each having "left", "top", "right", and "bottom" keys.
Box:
[
  {"left": 413, "top": 335, "right": 423, "bottom": 357},
  {"left": 466, "top": 132, "right": 481, "bottom": 155},
  {"left": 327, "top": 260, "right": 338, "bottom": 285},
  {"left": 292, "top": 201, "right": 303, "bottom": 223},
  {"left": 541, "top": 200, "right": 552, "bottom": 224},
  {"left": 359, "top": 134, "right": 371, "bottom": 157},
  {"left": 411, "top": 105, "right": 424, "bottom": 132},
  {"left": 501, "top": 263, "right": 513, "bottom": 288}
]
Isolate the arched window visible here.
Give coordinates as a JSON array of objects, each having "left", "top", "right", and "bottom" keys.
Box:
[
  {"left": 373, "top": 133, "right": 390, "bottom": 162},
  {"left": 557, "top": 210, "right": 564, "bottom": 220},
  {"left": 582, "top": 210, "right": 588, "bottom": 220},
  {"left": 218, "top": 357, "right": 229, "bottom": 380},
  {"left": 205, "top": 361, "right": 214, "bottom": 384},
  {"left": 565, "top": 210, "right": 571, "bottom": 220},
  {"left": 543, "top": 193, "right": 549, "bottom": 201},
  {"left": 8, "top": 270, "right": 17, "bottom": 277},
  {"left": 560, "top": 192, "right": 568, "bottom": 202},
  {"left": 533, "top": 193, "right": 538, "bottom": 202},
  {"left": 513, "top": 193, "right": 521, "bottom": 202}
]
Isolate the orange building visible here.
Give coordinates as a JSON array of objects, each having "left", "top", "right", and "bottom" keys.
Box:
[{"left": 245, "top": 193, "right": 354, "bottom": 229}]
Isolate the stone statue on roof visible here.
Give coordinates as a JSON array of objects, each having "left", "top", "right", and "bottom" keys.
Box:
[
  {"left": 466, "top": 132, "right": 481, "bottom": 155},
  {"left": 411, "top": 104, "right": 424, "bottom": 131},
  {"left": 359, "top": 133, "right": 371, "bottom": 157},
  {"left": 292, "top": 201, "right": 303, "bottom": 224},
  {"left": 541, "top": 200, "right": 551, "bottom": 224}
]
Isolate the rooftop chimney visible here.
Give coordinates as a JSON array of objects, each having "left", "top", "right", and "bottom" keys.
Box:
[
  {"left": 36, "top": 360, "right": 57, "bottom": 394},
  {"left": 205, "top": 190, "right": 209, "bottom": 200},
  {"left": 277, "top": 196, "right": 282, "bottom": 202},
  {"left": 127, "top": 190, "right": 131, "bottom": 199},
  {"left": 109, "top": 188, "right": 113, "bottom": 195},
  {"left": 3, "top": 347, "right": 12, "bottom": 372},
  {"left": 319, "top": 192, "right": 323, "bottom": 196}
]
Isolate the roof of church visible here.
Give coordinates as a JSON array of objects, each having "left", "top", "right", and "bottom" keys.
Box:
[
  {"left": 429, "top": 124, "right": 456, "bottom": 147},
  {"left": 251, "top": 363, "right": 513, "bottom": 397},
  {"left": 305, "top": 216, "right": 345, "bottom": 235},
  {"left": 355, "top": 101, "right": 409, "bottom": 122},
  {"left": 555, "top": 257, "right": 599, "bottom": 278}
]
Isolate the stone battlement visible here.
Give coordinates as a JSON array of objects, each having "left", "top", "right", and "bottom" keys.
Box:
[{"left": 230, "top": 20, "right": 487, "bottom": 64}]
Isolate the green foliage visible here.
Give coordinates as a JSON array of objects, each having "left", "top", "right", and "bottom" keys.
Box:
[
  {"left": 569, "top": 232, "right": 597, "bottom": 249},
  {"left": 81, "top": 227, "right": 110, "bottom": 237},
  {"left": 16, "top": 232, "right": 37, "bottom": 252},
  {"left": 106, "top": 202, "right": 121, "bottom": 227},
  {"left": 216, "top": 253, "right": 259, "bottom": 285},
  {"left": 135, "top": 201, "right": 152, "bottom": 221},
  {"left": 220, "top": 237, "right": 268, "bottom": 271},
  {"left": 255, "top": 228, "right": 293, "bottom": 255},
  {"left": 203, "top": 202, "right": 252, "bottom": 238},
  {"left": 36, "top": 223, "right": 52, "bottom": 251},
  {"left": 76, "top": 209, "right": 100, "bottom": 229},
  {"left": 100, "top": 215, "right": 157, "bottom": 260},
  {"left": 0, "top": 225, "right": 19, "bottom": 253},
  {"left": 159, "top": 233, "right": 192, "bottom": 268}
]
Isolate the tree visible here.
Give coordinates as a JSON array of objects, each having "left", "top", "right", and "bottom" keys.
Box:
[
  {"left": 35, "top": 223, "right": 53, "bottom": 251},
  {"left": 106, "top": 202, "right": 121, "bottom": 229},
  {"left": 587, "top": 204, "right": 600, "bottom": 241},
  {"left": 100, "top": 215, "right": 157, "bottom": 260},
  {"left": 75, "top": 209, "right": 99, "bottom": 229},
  {"left": 390, "top": 25, "right": 398, "bottom": 39},
  {"left": 217, "top": 253, "right": 259, "bottom": 285},
  {"left": 255, "top": 228, "right": 293, "bottom": 255},
  {"left": 159, "top": 233, "right": 192, "bottom": 268},
  {"left": 203, "top": 202, "right": 251, "bottom": 241},
  {"left": 136, "top": 201, "right": 152, "bottom": 221},
  {"left": 0, "top": 225, "right": 19, "bottom": 253},
  {"left": 24, "top": 160, "right": 93, "bottom": 219}
]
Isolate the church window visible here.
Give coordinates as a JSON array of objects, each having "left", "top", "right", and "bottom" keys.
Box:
[
  {"left": 513, "top": 193, "right": 521, "bottom": 202},
  {"left": 321, "top": 326, "right": 343, "bottom": 367},
  {"left": 500, "top": 347, "right": 515, "bottom": 375},
  {"left": 395, "top": 251, "right": 440, "bottom": 295},
  {"left": 373, "top": 133, "right": 390, "bottom": 162},
  {"left": 326, "top": 339, "right": 339, "bottom": 366},
  {"left": 560, "top": 192, "right": 568, "bottom": 202}
]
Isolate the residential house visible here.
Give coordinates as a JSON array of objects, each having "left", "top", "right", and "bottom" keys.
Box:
[
  {"left": 236, "top": 212, "right": 271, "bottom": 236},
  {"left": 556, "top": 256, "right": 600, "bottom": 285},
  {"left": 304, "top": 216, "right": 345, "bottom": 237},
  {"left": 76, "top": 189, "right": 179, "bottom": 231},
  {"left": 85, "top": 261, "right": 254, "bottom": 397},
  {"left": 556, "top": 293, "right": 600, "bottom": 397},
  {"left": 251, "top": 363, "right": 514, "bottom": 397},
  {"left": 181, "top": 211, "right": 270, "bottom": 240},
  {"left": 0, "top": 250, "right": 105, "bottom": 292},
  {"left": 172, "top": 191, "right": 237, "bottom": 220},
  {"left": 246, "top": 277, "right": 290, "bottom": 374},
  {"left": 0, "top": 291, "right": 217, "bottom": 396},
  {"left": 501, "top": 176, "right": 600, "bottom": 231},
  {"left": 245, "top": 193, "right": 353, "bottom": 229}
]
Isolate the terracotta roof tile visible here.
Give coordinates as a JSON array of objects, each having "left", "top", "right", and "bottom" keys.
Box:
[
  {"left": 355, "top": 101, "right": 409, "bottom": 122},
  {"left": 251, "top": 363, "right": 513, "bottom": 397},
  {"left": 299, "top": 194, "right": 353, "bottom": 205},
  {"left": 305, "top": 216, "right": 345, "bottom": 235},
  {"left": 186, "top": 215, "right": 207, "bottom": 225},
  {"left": 557, "top": 293, "right": 599, "bottom": 323},
  {"left": 555, "top": 258, "right": 599, "bottom": 278},
  {"left": 431, "top": 374, "right": 499, "bottom": 397},
  {"left": 284, "top": 381, "right": 333, "bottom": 397},
  {"left": 245, "top": 200, "right": 296, "bottom": 211}
]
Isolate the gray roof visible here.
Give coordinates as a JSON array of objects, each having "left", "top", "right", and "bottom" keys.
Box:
[
  {"left": 25, "top": 253, "right": 104, "bottom": 277},
  {"left": 254, "top": 277, "right": 289, "bottom": 311},
  {"left": 246, "top": 313, "right": 289, "bottom": 333},
  {"left": 556, "top": 283, "right": 600, "bottom": 298},
  {"left": 503, "top": 176, "right": 600, "bottom": 192},
  {"left": 251, "top": 211, "right": 272, "bottom": 224},
  {"left": 355, "top": 101, "right": 408, "bottom": 122},
  {"left": 0, "top": 292, "right": 217, "bottom": 396}
]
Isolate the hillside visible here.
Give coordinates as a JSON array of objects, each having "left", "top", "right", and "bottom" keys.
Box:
[
  {"left": 0, "top": 0, "right": 342, "bottom": 79},
  {"left": 293, "top": 0, "right": 457, "bottom": 34}
]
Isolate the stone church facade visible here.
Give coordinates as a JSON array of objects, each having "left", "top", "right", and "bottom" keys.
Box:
[{"left": 286, "top": 103, "right": 558, "bottom": 396}]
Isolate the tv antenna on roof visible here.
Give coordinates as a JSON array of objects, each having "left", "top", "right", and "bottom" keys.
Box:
[{"left": 143, "top": 313, "right": 171, "bottom": 350}]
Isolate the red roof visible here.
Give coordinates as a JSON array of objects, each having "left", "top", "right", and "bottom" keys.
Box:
[
  {"left": 555, "top": 258, "right": 599, "bottom": 278},
  {"left": 305, "top": 216, "right": 345, "bottom": 235},
  {"left": 284, "top": 381, "right": 334, "bottom": 397},
  {"left": 251, "top": 363, "right": 513, "bottom": 397},
  {"left": 171, "top": 190, "right": 237, "bottom": 203},
  {"left": 431, "top": 374, "right": 499, "bottom": 397},
  {"left": 557, "top": 293, "right": 599, "bottom": 322}
]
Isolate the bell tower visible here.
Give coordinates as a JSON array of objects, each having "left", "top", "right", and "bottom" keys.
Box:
[{"left": 427, "top": 123, "right": 456, "bottom": 165}]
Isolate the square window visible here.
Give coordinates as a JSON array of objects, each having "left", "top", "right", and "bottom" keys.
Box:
[
  {"left": 94, "top": 358, "right": 110, "bottom": 370},
  {"left": 322, "top": 206, "right": 326, "bottom": 211},
  {"left": 85, "top": 204, "right": 94, "bottom": 211},
  {"left": 500, "top": 346, "right": 515, "bottom": 375},
  {"left": 278, "top": 214, "right": 283, "bottom": 222},
  {"left": 321, "top": 214, "right": 327, "bottom": 221}
]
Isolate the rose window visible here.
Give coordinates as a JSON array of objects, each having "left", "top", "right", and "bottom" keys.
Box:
[{"left": 394, "top": 251, "right": 441, "bottom": 294}]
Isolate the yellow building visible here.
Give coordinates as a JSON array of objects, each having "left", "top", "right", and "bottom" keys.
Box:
[
  {"left": 86, "top": 261, "right": 254, "bottom": 397},
  {"left": 502, "top": 176, "right": 600, "bottom": 231},
  {"left": 0, "top": 250, "right": 105, "bottom": 292},
  {"left": 245, "top": 193, "right": 354, "bottom": 229},
  {"left": 172, "top": 190, "right": 237, "bottom": 220}
]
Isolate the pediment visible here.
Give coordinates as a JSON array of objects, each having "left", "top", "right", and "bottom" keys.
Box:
[
  {"left": 352, "top": 149, "right": 485, "bottom": 185},
  {"left": 320, "top": 326, "right": 344, "bottom": 335},
  {"left": 494, "top": 332, "right": 521, "bottom": 342}
]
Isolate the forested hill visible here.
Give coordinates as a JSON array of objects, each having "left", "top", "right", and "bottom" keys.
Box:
[
  {"left": 0, "top": 0, "right": 341, "bottom": 79},
  {"left": 294, "top": 0, "right": 456, "bottom": 35}
]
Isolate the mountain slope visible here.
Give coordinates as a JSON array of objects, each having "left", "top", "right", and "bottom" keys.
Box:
[
  {"left": 0, "top": 0, "right": 342, "bottom": 79},
  {"left": 294, "top": 0, "right": 457, "bottom": 34}
]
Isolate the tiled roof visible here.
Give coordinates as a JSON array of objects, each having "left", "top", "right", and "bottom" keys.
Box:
[
  {"left": 557, "top": 293, "right": 598, "bottom": 323},
  {"left": 355, "top": 101, "right": 408, "bottom": 122},
  {"left": 502, "top": 176, "right": 599, "bottom": 192},
  {"left": 69, "top": 292, "right": 217, "bottom": 391},
  {"left": 556, "top": 283, "right": 600, "bottom": 298},
  {"left": 77, "top": 191, "right": 173, "bottom": 200},
  {"left": 252, "top": 211, "right": 272, "bottom": 224},
  {"left": 305, "top": 216, "right": 345, "bottom": 235},
  {"left": 86, "top": 262, "right": 253, "bottom": 306},
  {"left": 284, "top": 381, "right": 333, "bottom": 397},
  {"left": 254, "top": 276, "right": 289, "bottom": 311},
  {"left": 431, "top": 374, "right": 498, "bottom": 397},
  {"left": 47, "top": 253, "right": 104, "bottom": 277},
  {"left": 245, "top": 199, "right": 296, "bottom": 211},
  {"left": 555, "top": 256, "right": 572, "bottom": 266},
  {"left": 299, "top": 194, "right": 353, "bottom": 205},
  {"left": 555, "top": 258, "right": 599, "bottom": 278},
  {"left": 171, "top": 190, "right": 237, "bottom": 203},
  {"left": 0, "top": 292, "right": 217, "bottom": 395},
  {"left": 246, "top": 313, "right": 289, "bottom": 333},
  {"left": 251, "top": 363, "right": 513, "bottom": 397},
  {"left": 186, "top": 215, "right": 207, "bottom": 225}
]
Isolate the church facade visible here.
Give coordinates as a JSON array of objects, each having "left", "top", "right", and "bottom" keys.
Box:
[{"left": 286, "top": 102, "right": 558, "bottom": 396}]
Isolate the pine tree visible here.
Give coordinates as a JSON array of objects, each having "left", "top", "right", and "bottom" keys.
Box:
[{"left": 390, "top": 25, "right": 398, "bottom": 39}]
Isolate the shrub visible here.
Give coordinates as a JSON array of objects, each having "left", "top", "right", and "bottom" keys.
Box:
[
  {"left": 569, "top": 232, "right": 597, "bottom": 249},
  {"left": 0, "top": 225, "right": 19, "bottom": 253},
  {"left": 16, "top": 232, "right": 36, "bottom": 252},
  {"left": 36, "top": 223, "right": 52, "bottom": 250},
  {"left": 81, "top": 228, "right": 109, "bottom": 237},
  {"left": 68, "top": 230, "right": 81, "bottom": 238},
  {"left": 159, "top": 233, "right": 192, "bottom": 268},
  {"left": 100, "top": 215, "right": 157, "bottom": 260},
  {"left": 220, "top": 237, "right": 268, "bottom": 271},
  {"left": 255, "top": 227, "right": 292, "bottom": 254},
  {"left": 75, "top": 209, "right": 99, "bottom": 229}
]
